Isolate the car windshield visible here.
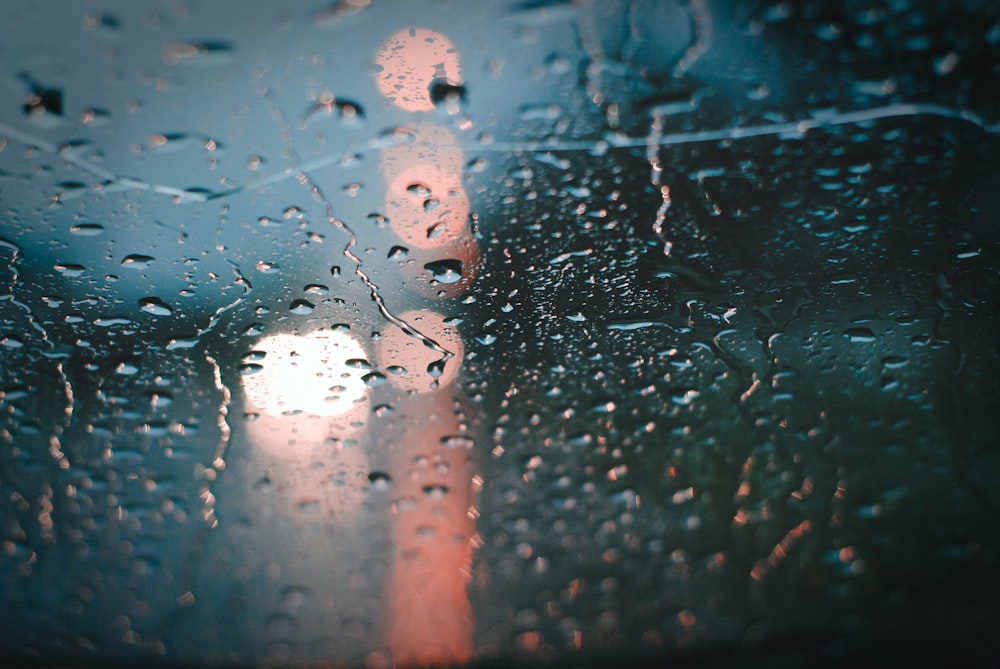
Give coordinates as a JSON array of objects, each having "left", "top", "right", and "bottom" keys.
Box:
[{"left": 2, "top": 1, "right": 999, "bottom": 667}]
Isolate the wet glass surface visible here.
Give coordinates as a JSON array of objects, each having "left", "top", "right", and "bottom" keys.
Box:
[{"left": 1, "top": 1, "right": 999, "bottom": 667}]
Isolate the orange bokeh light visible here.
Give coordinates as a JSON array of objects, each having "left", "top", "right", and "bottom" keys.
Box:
[
  {"left": 376, "top": 309, "right": 465, "bottom": 393},
  {"left": 374, "top": 27, "right": 463, "bottom": 112}
]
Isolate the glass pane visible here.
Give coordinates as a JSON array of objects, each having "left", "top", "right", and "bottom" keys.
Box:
[{"left": 2, "top": 1, "right": 998, "bottom": 666}]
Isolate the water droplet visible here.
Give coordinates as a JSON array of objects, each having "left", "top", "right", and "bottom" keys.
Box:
[
  {"left": 424, "top": 259, "right": 464, "bottom": 283},
  {"left": 407, "top": 182, "right": 432, "bottom": 198},
  {"left": 54, "top": 263, "right": 86, "bottom": 277},
  {"left": 121, "top": 254, "right": 154, "bottom": 269},
  {"left": 844, "top": 326, "right": 876, "bottom": 343},
  {"left": 256, "top": 261, "right": 280, "bottom": 274},
  {"left": 289, "top": 299, "right": 315, "bottom": 315},
  {"left": 162, "top": 41, "right": 235, "bottom": 67},
  {"left": 1, "top": 335, "right": 25, "bottom": 349},
  {"left": 304, "top": 283, "right": 329, "bottom": 295},
  {"left": 69, "top": 222, "right": 104, "bottom": 236},
  {"left": 422, "top": 484, "right": 449, "bottom": 499},
  {"left": 94, "top": 317, "right": 133, "bottom": 327},
  {"left": 441, "top": 435, "right": 475, "bottom": 449},
  {"left": 362, "top": 371, "right": 387, "bottom": 387},
  {"left": 387, "top": 245, "right": 409, "bottom": 261},
  {"left": 139, "top": 297, "right": 173, "bottom": 316},
  {"left": 429, "top": 79, "right": 467, "bottom": 112},
  {"left": 116, "top": 361, "right": 139, "bottom": 375},
  {"left": 368, "top": 471, "right": 392, "bottom": 491}
]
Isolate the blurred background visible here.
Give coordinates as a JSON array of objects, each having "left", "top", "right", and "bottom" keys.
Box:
[{"left": 1, "top": 1, "right": 999, "bottom": 666}]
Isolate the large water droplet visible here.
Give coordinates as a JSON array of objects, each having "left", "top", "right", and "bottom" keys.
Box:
[
  {"left": 121, "top": 254, "right": 154, "bottom": 269},
  {"left": 139, "top": 297, "right": 173, "bottom": 316},
  {"left": 289, "top": 299, "right": 315, "bottom": 315},
  {"left": 424, "top": 259, "right": 464, "bottom": 283},
  {"left": 368, "top": 471, "right": 392, "bottom": 491},
  {"left": 69, "top": 222, "right": 105, "bottom": 236}
]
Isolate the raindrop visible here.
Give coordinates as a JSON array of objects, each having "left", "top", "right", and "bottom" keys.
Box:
[
  {"left": 368, "top": 471, "right": 392, "bottom": 491},
  {"left": 139, "top": 297, "right": 173, "bottom": 316},
  {"left": 94, "top": 317, "right": 133, "bottom": 327},
  {"left": 256, "top": 261, "right": 280, "bottom": 274},
  {"left": 312, "top": 0, "right": 371, "bottom": 27},
  {"left": 21, "top": 76, "right": 62, "bottom": 118},
  {"left": 54, "top": 263, "right": 86, "bottom": 277},
  {"left": 289, "top": 299, "right": 315, "bottom": 315},
  {"left": 407, "top": 182, "right": 432, "bottom": 198},
  {"left": 162, "top": 41, "right": 235, "bottom": 67},
  {"left": 387, "top": 245, "right": 409, "bottom": 261},
  {"left": 427, "top": 358, "right": 447, "bottom": 379},
  {"left": 304, "top": 284, "right": 329, "bottom": 295},
  {"left": 115, "top": 361, "right": 139, "bottom": 376},
  {"left": 424, "top": 259, "right": 464, "bottom": 284},
  {"left": 240, "top": 364, "right": 264, "bottom": 376},
  {"left": 121, "top": 254, "right": 154, "bottom": 270},
  {"left": 69, "top": 222, "right": 105, "bottom": 236},
  {"left": 429, "top": 79, "right": 467, "bottom": 109},
  {"left": 441, "top": 435, "right": 475, "bottom": 449},
  {"left": 0, "top": 335, "right": 25, "bottom": 349},
  {"left": 844, "top": 326, "right": 876, "bottom": 343},
  {"left": 362, "top": 371, "right": 387, "bottom": 387},
  {"left": 422, "top": 484, "right": 449, "bottom": 499}
]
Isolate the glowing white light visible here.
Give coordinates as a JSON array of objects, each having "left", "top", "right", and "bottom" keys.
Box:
[{"left": 241, "top": 330, "right": 369, "bottom": 417}]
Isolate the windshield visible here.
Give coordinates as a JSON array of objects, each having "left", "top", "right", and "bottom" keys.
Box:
[{"left": 2, "top": 1, "right": 998, "bottom": 667}]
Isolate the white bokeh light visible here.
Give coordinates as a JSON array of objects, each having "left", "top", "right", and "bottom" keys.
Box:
[{"left": 241, "top": 329, "right": 369, "bottom": 418}]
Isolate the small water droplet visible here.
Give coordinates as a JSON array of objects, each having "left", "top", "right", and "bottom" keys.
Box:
[
  {"left": 304, "top": 283, "right": 329, "bottom": 295},
  {"left": 289, "top": 299, "right": 315, "bottom": 315},
  {"left": 387, "top": 245, "right": 409, "bottom": 261},
  {"left": 441, "top": 435, "right": 475, "bottom": 449},
  {"left": 422, "top": 484, "right": 449, "bottom": 499}
]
